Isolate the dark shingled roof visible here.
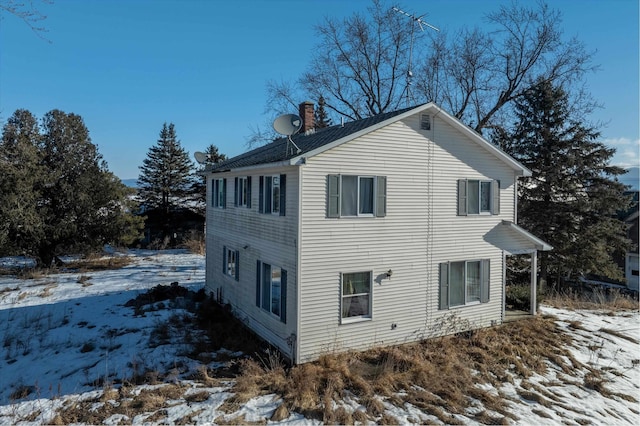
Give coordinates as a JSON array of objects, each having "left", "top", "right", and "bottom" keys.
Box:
[{"left": 208, "top": 105, "right": 422, "bottom": 172}]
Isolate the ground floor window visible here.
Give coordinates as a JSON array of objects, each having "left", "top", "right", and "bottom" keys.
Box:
[
  {"left": 341, "top": 271, "right": 372, "bottom": 321},
  {"left": 440, "top": 259, "right": 489, "bottom": 309},
  {"left": 256, "top": 260, "right": 287, "bottom": 323}
]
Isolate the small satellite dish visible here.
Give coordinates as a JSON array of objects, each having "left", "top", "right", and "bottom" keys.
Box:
[
  {"left": 273, "top": 114, "right": 302, "bottom": 136},
  {"left": 194, "top": 151, "right": 208, "bottom": 164}
]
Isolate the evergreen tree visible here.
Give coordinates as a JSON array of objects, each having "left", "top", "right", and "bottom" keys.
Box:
[
  {"left": 0, "top": 109, "right": 43, "bottom": 256},
  {"left": 191, "top": 144, "right": 227, "bottom": 208},
  {"left": 138, "top": 123, "right": 195, "bottom": 240},
  {"left": 314, "top": 96, "right": 332, "bottom": 129},
  {"left": 508, "top": 79, "right": 631, "bottom": 283},
  {"left": 0, "top": 109, "right": 144, "bottom": 266}
]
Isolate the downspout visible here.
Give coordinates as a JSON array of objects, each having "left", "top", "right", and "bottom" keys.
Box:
[{"left": 295, "top": 164, "right": 303, "bottom": 364}]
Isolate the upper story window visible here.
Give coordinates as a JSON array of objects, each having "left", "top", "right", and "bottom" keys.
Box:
[
  {"left": 212, "top": 178, "right": 226, "bottom": 208},
  {"left": 457, "top": 179, "right": 500, "bottom": 215},
  {"left": 327, "top": 175, "right": 386, "bottom": 218},
  {"left": 439, "top": 259, "right": 490, "bottom": 309},
  {"left": 259, "top": 174, "right": 286, "bottom": 216},
  {"left": 234, "top": 176, "right": 251, "bottom": 208}
]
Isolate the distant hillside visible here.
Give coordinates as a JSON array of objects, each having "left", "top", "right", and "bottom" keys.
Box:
[
  {"left": 621, "top": 167, "right": 639, "bottom": 190},
  {"left": 121, "top": 179, "right": 138, "bottom": 188}
]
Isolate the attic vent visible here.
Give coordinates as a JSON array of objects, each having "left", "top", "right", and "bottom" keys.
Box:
[{"left": 420, "top": 114, "right": 431, "bottom": 131}]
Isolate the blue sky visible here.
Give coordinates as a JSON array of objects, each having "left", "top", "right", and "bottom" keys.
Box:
[{"left": 1, "top": 0, "right": 638, "bottom": 179}]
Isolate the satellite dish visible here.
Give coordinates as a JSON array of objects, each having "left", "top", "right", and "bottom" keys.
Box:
[
  {"left": 194, "top": 151, "right": 208, "bottom": 164},
  {"left": 273, "top": 114, "right": 302, "bottom": 136}
]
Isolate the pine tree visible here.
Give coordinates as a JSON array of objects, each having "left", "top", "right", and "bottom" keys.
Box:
[
  {"left": 314, "top": 96, "right": 333, "bottom": 129},
  {"left": 138, "top": 123, "right": 195, "bottom": 240},
  {"left": 191, "top": 143, "right": 227, "bottom": 209},
  {"left": 508, "top": 79, "right": 631, "bottom": 283},
  {"left": 0, "top": 109, "right": 144, "bottom": 266}
]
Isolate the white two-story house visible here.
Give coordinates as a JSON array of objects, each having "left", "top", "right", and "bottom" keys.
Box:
[{"left": 203, "top": 102, "right": 551, "bottom": 364}]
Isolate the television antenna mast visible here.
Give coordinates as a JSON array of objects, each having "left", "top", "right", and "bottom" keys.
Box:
[{"left": 392, "top": 6, "right": 439, "bottom": 106}]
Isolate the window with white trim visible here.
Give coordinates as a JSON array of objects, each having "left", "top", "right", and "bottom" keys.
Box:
[
  {"left": 439, "top": 259, "right": 490, "bottom": 309},
  {"left": 259, "top": 174, "right": 286, "bottom": 215},
  {"left": 256, "top": 260, "right": 287, "bottom": 323},
  {"left": 457, "top": 179, "right": 499, "bottom": 215},
  {"left": 327, "top": 175, "right": 386, "bottom": 218},
  {"left": 234, "top": 176, "right": 251, "bottom": 208},
  {"left": 212, "top": 178, "right": 226, "bottom": 208},
  {"left": 223, "top": 246, "right": 239, "bottom": 280},
  {"left": 341, "top": 271, "right": 372, "bottom": 321}
]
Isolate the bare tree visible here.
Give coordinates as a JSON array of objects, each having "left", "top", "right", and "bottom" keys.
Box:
[
  {"left": 0, "top": 0, "right": 52, "bottom": 40},
  {"left": 262, "top": 0, "right": 596, "bottom": 140},
  {"left": 417, "top": 1, "right": 596, "bottom": 133}
]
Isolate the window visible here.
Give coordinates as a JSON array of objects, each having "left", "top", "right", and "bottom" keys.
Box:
[
  {"left": 234, "top": 176, "right": 251, "bottom": 208},
  {"left": 457, "top": 179, "right": 499, "bottom": 215},
  {"left": 256, "top": 260, "right": 287, "bottom": 323},
  {"left": 341, "top": 271, "right": 372, "bottom": 321},
  {"left": 420, "top": 114, "right": 431, "bottom": 130},
  {"left": 439, "top": 259, "right": 490, "bottom": 309},
  {"left": 212, "top": 178, "right": 226, "bottom": 208},
  {"left": 259, "top": 174, "right": 286, "bottom": 215},
  {"left": 223, "top": 246, "right": 239, "bottom": 280},
  {"left": 327, "top": 175, "right": 386, "bottom": 218}
]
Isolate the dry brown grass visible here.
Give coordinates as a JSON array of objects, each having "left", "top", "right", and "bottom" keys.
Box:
[
  {"left": 598, "top": 327, "right": 639, "bottom": 344},
  {"left": 544, "top": 288, "right": 638, "bottom": 311},
  {"left": 227, "top": 315, "right": 591, "bottom": 423}
]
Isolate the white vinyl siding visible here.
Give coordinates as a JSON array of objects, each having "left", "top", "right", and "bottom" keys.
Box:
[
  {"left": 297, "top": 112, "right": 516, "bottom": 362},
  {"left": 205, "top": 166, "right": 298, "bottom": 359}
]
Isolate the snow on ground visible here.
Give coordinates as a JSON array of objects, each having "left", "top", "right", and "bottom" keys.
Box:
[{"left": 0, "top": 250, "right": 639, "bottom": 425}]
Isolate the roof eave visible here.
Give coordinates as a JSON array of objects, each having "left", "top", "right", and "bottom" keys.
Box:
[{"left": 502, "top": 220, "right": 553, "bottom": 251}]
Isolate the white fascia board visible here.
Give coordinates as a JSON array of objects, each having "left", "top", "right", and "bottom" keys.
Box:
[
  {"left": 502, "top": 220, "right": 553, "bottom": 251},
  {"left": 209, "top": 160, "right": 296, "bottom": 175}
]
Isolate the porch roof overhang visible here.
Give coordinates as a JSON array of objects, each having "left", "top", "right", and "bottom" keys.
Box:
[{"left": 501, "top": 220, "right": 553, "bottom": 252}]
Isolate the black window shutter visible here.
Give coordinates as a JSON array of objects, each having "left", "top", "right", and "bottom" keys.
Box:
[
  {"left": 235, "top": 250, "right": 240, "bottom": 281},
  {"left": 492, "top": 180, "right": 500, "bottom": 215},
  {"left": 234, "top": 177, "right": 239, "bottom": 207},
  {"left": 327, "top": 175, "right": 340, "bottom": 218},
  {"left": 439, "top": 262, "right": 449, "bottom": 310},
  {"left": 265, "top": 176, "right": 272, "bottom": 214},
  {"left": 279, "top": 174, "right": 286, "bottom": 216},
  {"left": 256, "top": 260, "right": 262, "bottom": 306},
  {"left": 457, "top": 179, "right": 467, "bottom": 216},
  {"left": 280, "top": 269, "right": 287, "bottom": 323},
  {"left": 222, "top": 246, "right": 227, "bottom": 274},
  {"left": 222, "top": 178, "right": 227, "bottom": 208},
  {"left": 211, "top": 179, "right": 218, "bottom": 207},
  {"left": 480, "top": 259, "right": 490, "bottom": 303},
  {"left": 375, "top": 176, "right": 387, "bottom": 217},
  {"left": 247, "top": 176, "right": 252, "bottom": 208},
  {"left": 258, "top": 176, "right": 264, "bottom": 213},
  {"left": 261, "top": 264, "right": 271, "bottom": 309}
]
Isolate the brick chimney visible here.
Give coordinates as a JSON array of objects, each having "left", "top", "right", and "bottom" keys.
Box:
[{"left": 298, "top": 101, "right": 315, "bottom": 134}]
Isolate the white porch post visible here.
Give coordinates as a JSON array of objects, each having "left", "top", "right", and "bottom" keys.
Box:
[{"left": 530, "top": 251, "right": 538, "bottom": 315}]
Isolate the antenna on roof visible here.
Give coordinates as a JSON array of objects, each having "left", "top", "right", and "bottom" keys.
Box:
[
  {"left": 273, "top": 114, "right": 302, "bottom": 155},
  {"left": 392, "top": 6, "right": 439, "bottom": 107}
]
